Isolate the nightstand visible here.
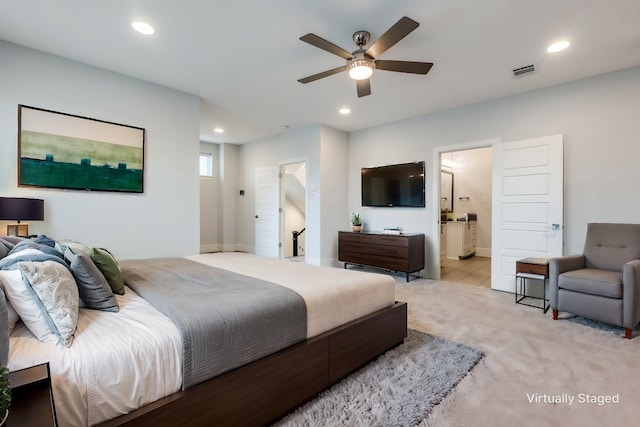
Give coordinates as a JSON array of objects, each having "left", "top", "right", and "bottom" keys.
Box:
[
  {"left": 8, "top": 363, "right": 57, "bottom": 426},
  {"left": 515, "top": 258, "right": 550, "bottom": 313}
]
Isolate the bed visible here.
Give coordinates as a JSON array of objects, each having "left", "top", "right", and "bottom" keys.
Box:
[{"left": 0, "top": 242, "right": 407, "bottom": 426}]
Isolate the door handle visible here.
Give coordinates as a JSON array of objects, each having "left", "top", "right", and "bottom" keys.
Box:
[
  {"left": 255, "top": 215, "right": 259, "bottom": 219},
  {"left": 551, "top": 224, "right": 560, "bottom": 230}
]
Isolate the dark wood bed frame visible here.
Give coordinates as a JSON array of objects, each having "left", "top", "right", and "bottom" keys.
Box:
[{"left": 98, "top": 301, "right": 407, "bottom": 426}]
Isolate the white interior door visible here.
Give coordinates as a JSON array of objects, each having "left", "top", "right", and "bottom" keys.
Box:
[
  {"left": 491, "top": 134, "right": 564, "bottom": 292},
  {"left": 255, "top": 165, "right": 280, "bottom": 258}
]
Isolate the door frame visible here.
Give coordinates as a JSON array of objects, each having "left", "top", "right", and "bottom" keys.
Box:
[
  {"left": 431, "top": 138, "right": 500, "bottom": 279},
  {"left": 278, "top": 157, "right": 309, "bottom": 259}
]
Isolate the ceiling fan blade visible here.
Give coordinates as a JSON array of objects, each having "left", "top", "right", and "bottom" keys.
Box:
[
  {"left": 300, "top": 33, "right": 353, "bottom": 60},
  {"left": 375, "top": 60, "right": 433, "bottom": 74},
  {"left": 356, "top": 79, "right": 371, "bottom": 97},
  {"left": 298, "top": 66, "right": 347, "bottom": 84},
  {"left": 366, "top": 16, "right": 419, "bottom": 59}
]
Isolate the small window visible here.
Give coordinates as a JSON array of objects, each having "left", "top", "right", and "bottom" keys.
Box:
[{"left": 199, "top": 153, "right": 213, "bottom": 177}]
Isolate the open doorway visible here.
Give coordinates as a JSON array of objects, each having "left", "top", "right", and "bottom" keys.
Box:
[
  {"left": 280, "top": 162, "right": 307, "bottom": 261},
  {"left": 438, "top": 146, "right": 493, "bottom": 287}
]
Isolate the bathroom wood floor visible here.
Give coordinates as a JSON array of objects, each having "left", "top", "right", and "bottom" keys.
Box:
[{"left": 440, "top": 256, "right": 491, "bottom": 288}]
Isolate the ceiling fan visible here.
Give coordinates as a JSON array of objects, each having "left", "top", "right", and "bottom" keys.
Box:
[{"left": 297, "top": 16, "right": 433, "bottom": 97}]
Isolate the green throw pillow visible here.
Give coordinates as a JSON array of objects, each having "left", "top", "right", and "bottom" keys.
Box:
[{"left": 90, "top": 248, "right": 125, "bottom": 295}]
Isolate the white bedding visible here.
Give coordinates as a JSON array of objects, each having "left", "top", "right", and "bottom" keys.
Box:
[
  {"left": 186, "top": 252, "right": 396, "bottom": 337},
  {"left": 7, "top": 253, "right": 396, "bottom": 426},
  {"left": 8, "top": 286, "right": 183, "bottom": 427}
]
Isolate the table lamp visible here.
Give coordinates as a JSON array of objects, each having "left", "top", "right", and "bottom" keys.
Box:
[{"left": 0, "top": 197, "right": 45, "bottom": 236}]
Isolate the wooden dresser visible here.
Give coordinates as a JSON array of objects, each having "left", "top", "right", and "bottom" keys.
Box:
[{"left": 338, "top": 231, "right": 425, "bottom": 281}]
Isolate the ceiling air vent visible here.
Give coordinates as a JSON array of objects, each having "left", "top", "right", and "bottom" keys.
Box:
[{"left": 513, "top": 64, "right": 535, "bottom": 77}]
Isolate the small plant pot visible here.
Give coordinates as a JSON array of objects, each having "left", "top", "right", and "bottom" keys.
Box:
[{"left": 351, "top": 225, "right": 362, "bottom": 232}]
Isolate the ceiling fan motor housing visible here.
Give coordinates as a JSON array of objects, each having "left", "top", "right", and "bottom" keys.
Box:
[{"left": 352, "top": 30, "right": 371, "bottom": 48}]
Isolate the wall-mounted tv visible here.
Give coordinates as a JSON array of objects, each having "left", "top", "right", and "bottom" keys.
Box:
[{"left": 361, "top": 161, "right": 425, "bottom": 207}]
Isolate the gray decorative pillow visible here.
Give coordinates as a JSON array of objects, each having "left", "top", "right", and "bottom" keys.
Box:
[
  {"left": 55, "top": 239, "right": 90, "bottom": 256},
  {"left": 17, "top": 261, "right": 79, "bottom": 347},
  {"left": 65, "top": 249, "right": 119, "bottom": 312},
  {"left": 0, "top": 241, "right": 9, "bottom": 260}
]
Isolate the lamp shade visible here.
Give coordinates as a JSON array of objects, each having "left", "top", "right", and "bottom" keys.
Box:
[{"left": 0, "top": 197, "right": 44, "bottom": 221}]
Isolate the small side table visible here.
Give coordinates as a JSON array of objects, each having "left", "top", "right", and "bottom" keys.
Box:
[
  {"left": 8, "top": 363, "right": 57, "bottom": 426},
  {"left": 515, "top": 258, "right": 550, "bottom": 313}
]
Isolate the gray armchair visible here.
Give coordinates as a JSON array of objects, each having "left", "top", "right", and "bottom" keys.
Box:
[{"left": 549, "top": 223, "right": 640, "bottom": 339}]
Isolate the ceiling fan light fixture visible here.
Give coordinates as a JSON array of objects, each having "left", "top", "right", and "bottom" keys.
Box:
[
  {"left": 131, "top": 21, "right": 155, "bottom": 35},
  {"left": 348, "top": 57, "right": 374, "bottom": 80},
  {"left": 547, "top": 41, "right": 570, "bottom": 53}
]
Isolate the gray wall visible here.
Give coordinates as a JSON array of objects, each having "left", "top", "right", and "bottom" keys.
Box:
[
  {"left": 199, "top": 141, "right": 220, "bottom": 252},
  {"left": 0, "top": 41, "right": 201, "bottom": 259},
  {"left": 349, "top": 66, "right": 640, "bottom": 277},
  {"left": 237, "top": 124, "right": 348, "bottom": 266}
]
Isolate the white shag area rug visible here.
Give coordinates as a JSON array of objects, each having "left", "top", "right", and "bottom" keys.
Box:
[{"left": 274, "top": 329, "right": 483, "bottom": 427}]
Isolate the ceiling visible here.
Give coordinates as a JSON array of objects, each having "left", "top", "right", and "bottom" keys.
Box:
[{"left": 1, "top": 0, "right": 639, "bottom": 144}]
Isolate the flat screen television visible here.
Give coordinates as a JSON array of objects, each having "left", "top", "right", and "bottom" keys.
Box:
[{"left": 361, "top": 161, "right": 425, "bottom": 207}]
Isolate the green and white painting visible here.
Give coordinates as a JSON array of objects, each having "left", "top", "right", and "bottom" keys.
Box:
[{"left": 18, "top": 105, "right": 145, "bottom": 193}]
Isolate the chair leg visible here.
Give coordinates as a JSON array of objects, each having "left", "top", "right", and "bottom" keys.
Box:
[
  {"left": 552, "top": 309, "right": 558, "bottom": 320},
  {"left": 625, "top": 328, "right": 632, "bottom": 339}
]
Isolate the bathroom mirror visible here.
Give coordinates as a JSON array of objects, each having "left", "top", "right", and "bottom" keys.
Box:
[{"left": 440, "top": 170, "right": 453, "bottom": 212}]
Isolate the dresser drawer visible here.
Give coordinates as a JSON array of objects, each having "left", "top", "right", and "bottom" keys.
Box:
[
  {"left": 374, "top": 235, "right": 408, "bottom": 247},
  {"left": 339, "top": 242, "right": 408, "bottom": 258},
  {"left": 339, "top": 251, "right": 409, "bottom": 271},
  {"left": 338, "top": 232, "right": 372, "bottom": 245},
  {"left": 516, "top": 261, "right": 548, "bottom": 276}
]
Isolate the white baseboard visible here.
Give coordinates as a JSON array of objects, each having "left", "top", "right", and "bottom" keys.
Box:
[
  {"left": 200, "top": 243, "right": 253, "bottom": 253},
  {"left": 230, "top": 244, "right": 253, "bottom": 253},
  {"left": 476, "top": 247, "right": 491, "bottom": 257},
  {"left": 200, "top": 244, "right": 221, "bottom": 253}
]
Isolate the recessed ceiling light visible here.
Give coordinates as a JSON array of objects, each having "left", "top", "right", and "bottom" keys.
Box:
[
  {"left": 339, "top": 108, "right": 351, "bottom": 115},
  {"left": 132, "top": 21, "right": 155, "bottom": 35},
  {"left": 213, "top": 128, "right": 224, "bottom": 134},
  {"left": 547, "top": 41, "right": 570, "bottom": 53}
]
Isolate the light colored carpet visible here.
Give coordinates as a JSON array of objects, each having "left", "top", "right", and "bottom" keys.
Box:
[
  {"left": 275, "top": 329, "right": 483, "bottom": 426},
  {"left": 392, "top": 278, "right": 640, "bottom": 427}
]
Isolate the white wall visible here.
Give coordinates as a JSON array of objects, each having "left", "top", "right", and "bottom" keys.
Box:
[
  {"left": 200, "top": 142, "right": 220, "bottom": 252},
  {"left": 319, "top": 126, "right": 349, "bottom": 265},
  {"left": 219, "top": 143, "right": 239, "bottom": 251},
  {"left": 349, "top": 66, "right": 640, "bottom": 278},
  {"left": 238, "top": 126, "right": 321, "bottom": 261},
  {"left": 237, "top": 124, "right": 348, "bottom": 266},
  {"left": 0, "top": 41, "right": 201, "bottom": 259}
]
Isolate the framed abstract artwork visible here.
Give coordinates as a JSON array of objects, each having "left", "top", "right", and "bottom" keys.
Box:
[{"left": 18, "top": 105, "right": 145, "bottom": 193}]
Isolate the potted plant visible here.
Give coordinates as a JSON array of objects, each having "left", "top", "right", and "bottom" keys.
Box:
[
  {"left": 350, "top": 213, "right": 362, "bottom": 232},
  {"left": 0, "top": 364, "right": 10, "bottom": 426}
]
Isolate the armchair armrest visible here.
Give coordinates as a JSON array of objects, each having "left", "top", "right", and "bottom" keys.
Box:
[
  {"left": 622, "top": 259, "right": 640, "bottom": 330},
  {"left": 549, "top": 255, "right": 585, "bottom": 309},
  {"left": 550, "top": 255, "right": 586, "bottom": 277}
]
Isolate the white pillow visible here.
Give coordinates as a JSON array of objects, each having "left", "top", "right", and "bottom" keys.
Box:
[{"left": 2, "top": 261, "right": 79, "bottom": 347}]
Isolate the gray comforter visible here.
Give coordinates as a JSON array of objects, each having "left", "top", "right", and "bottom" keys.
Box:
[{"left": 119, "top": 257, "right": 307, "bottom": 389}]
